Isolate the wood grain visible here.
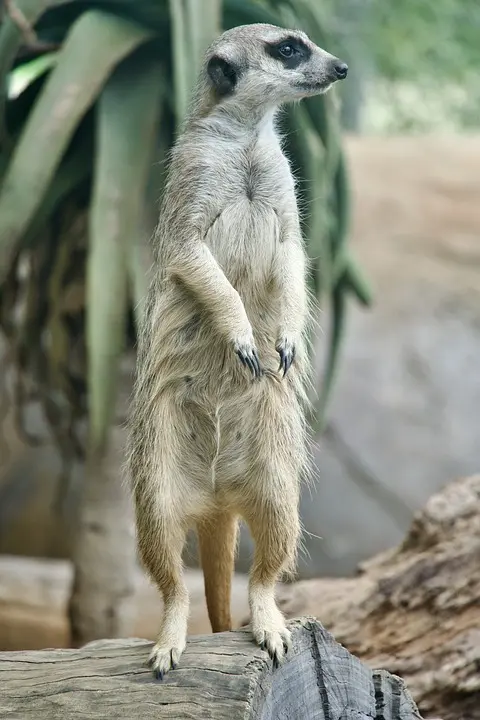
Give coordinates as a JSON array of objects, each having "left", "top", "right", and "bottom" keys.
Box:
[{"left": 0, "top": 618, "right": 422, "bottom": 719}]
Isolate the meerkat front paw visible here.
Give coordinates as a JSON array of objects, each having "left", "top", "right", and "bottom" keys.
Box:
[
  {"left": 233, "top": 333, "right": 263, "bottom": 378},
  {"left": 147, "top": 638, "right": 186, "bottom": 680},
  {"left": 275, "top": 336, "right": 296, "bottom": 377}
]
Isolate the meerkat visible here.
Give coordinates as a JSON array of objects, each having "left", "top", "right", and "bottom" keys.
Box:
[{"left": 126, "top": 23, "right": 348, "bottom": 678}]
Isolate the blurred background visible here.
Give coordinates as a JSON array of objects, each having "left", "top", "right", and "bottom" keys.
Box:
[{"left": 0, "top": 0, "right": 479, "bottom": 655}]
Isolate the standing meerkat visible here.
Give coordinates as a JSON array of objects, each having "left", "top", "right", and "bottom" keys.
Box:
[{"left": 127, "top": 23, "right": 348, "bottom": 678}]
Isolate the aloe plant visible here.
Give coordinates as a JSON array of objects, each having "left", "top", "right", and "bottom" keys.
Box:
[{"left": 0, "top": 0, "right": 371, "bottom": 643}]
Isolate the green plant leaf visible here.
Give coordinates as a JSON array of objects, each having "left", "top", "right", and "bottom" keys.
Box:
[
  {"left": 343, "top": 253, "right": 374, "bottom": 307},
  {"left": 185, "top": 0, "right": 222, "bottom": 76},
  {"left": 223, "top": 0, "right": 280, "bottom": 28},
  {"left": 87, "top": 50, "right": 163, "bottom": 452},
  {"left": 0, "top": 9, "right": 153, "bottom": 282},
  {"left": 294, "top": 105, "right": 331, "bottom": 299},
  {"left": 168, "top": 0, "right": 190, "bottom": 124},
  {"left": 0, "top": 0, "right": 71, "bottom": 143},
  {"left": 169, "top": 0, "right": 221, "bottom": 127},
  {"left": 7, "top": 52, "right": 58, "bottom": 99},
  {"left": 23, "top": 134, "right": 93, "bottom": 249},
  {"left": 330, "top": 148, "right": 351, "bottom": 282}
]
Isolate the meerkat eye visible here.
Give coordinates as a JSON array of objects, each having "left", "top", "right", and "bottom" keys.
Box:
[
  {"left": 265, "top": 37, "right": 311, "bottom": 68},
  {"left": 278, "top": 44, "right": 295, "bottom": 58}
]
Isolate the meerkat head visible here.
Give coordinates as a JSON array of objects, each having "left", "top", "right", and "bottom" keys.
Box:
[{"left": 204, "top": 23, "right": 347, "bottom": 113}]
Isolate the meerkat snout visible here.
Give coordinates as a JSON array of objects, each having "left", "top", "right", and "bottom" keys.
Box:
[{"left": 333, "top": 61, "right": 348, "bottom": 80}]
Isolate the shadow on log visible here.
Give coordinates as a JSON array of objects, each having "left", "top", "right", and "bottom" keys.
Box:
[{"left": 0, "top": 618, "right": 422, "bottom": 720}]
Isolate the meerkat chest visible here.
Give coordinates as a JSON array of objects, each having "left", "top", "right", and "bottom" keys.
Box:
[{"left": 205, "top": 137, "right": 295, "bottom": 282}]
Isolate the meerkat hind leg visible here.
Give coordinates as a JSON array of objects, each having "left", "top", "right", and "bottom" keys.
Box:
[
  {"left": 135, "top": 488, "right": 191, "bottom": 679},
  {"left": 241, "top": 392, "right": 302, "bottom": 665},
  {"left": 145, "top": 523, "right": 189, "bottom": 679},
  {"left": 133, "top": 399, "right": 218, "bottom": 678},
  {"left": 245, "top": 497, "right": 299, "bottom": 666}
]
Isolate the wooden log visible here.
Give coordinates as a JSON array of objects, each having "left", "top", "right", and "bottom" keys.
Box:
[{"left": 0, "top": 618, "right": 422, "bottom": 720}]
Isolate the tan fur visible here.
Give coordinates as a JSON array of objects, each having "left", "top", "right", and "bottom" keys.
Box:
[{"left": 126, "top": 23, "right": 347, "bottom": 677}]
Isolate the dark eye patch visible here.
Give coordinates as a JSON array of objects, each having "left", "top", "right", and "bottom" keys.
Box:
[{"left": 265, "top": 36, "right": 312, "bottom": 70}]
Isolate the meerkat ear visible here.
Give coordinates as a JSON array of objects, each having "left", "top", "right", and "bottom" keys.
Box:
[{"left": 207, "top": 55, "right": 240, "bottom": 96}]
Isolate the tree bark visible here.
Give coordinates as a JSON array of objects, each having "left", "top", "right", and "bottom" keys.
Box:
[{"left": 68, "top": 424, "right": 136, "bottom": 645}]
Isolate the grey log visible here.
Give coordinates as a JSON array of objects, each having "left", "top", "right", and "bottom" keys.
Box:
[{"left": 0, "top": 617, "right": 422, "bottom": 719}]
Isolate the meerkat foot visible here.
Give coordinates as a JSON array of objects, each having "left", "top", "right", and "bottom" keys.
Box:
[
  {"left": 147, "top": 602, "right": 188, "bottom": 680},
  {"left": 253, "top": 621, "right": 292, "bottom": 668},
  {"left": 147, "top": 638, "right": 186, "bottom": 680},
  {"left": 250, "top": 601, "right": 292, "bottom": 667}
]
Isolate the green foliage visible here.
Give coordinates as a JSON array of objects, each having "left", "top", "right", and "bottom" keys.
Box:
[
  {"left": 364, "top": 0, "right": 480, "bottom": 133},
  {"left": 0, "top": 0, "right": 371, "bottom": 467},
  {"left": 87, "top": 50, "right": 163, "bottom": 452},
  {"left": 306, "top": 0, "right": 480, "bottom": 83},
  {"left": 366, "top": 0, "right": 480, "bottom": 83},
  {"left": 297, "top": 0, "right": 480, "bottom": 132}
]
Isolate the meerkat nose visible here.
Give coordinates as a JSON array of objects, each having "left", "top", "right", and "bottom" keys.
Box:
[{"left": 334, "top": 61, "right": 348, "bottom": 80}]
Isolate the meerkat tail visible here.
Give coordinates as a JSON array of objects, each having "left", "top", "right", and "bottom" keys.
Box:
[{"left": 197, "top": 511, "right": 239, "bottom": 633}]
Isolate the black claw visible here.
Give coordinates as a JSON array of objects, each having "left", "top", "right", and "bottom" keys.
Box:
[
  {"left": 252, "top": 351, "right": 262, "bottom": 378},
  {"left": 236, "top": 345, "right": 263, "bottom": 379},
  {"left": 236, "top": 350, "right": 247, "bottom": 367},
  {"left": 170, "top": 650, "right": 177, "bottom": 670},
  {"left": 245, "top": 356, "right": 255, "bottom": 376},
  {"left": 277, "top": 343, "right": 295, "bottom": 378},
  {"left": 234, "top": 341, "right": 265, "bottom": 380},
  {"left": 154, "top": 669, "right": 164, "bottom": 681}
]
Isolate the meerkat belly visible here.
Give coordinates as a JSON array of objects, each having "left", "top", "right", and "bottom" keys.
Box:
[
  {"left": 205, "top": 197, "right": 282, "bottom": 352},
  {"left": 205, "top": 198, "right": 279, "bottom": 287}
]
